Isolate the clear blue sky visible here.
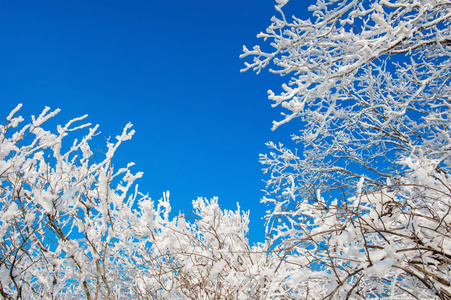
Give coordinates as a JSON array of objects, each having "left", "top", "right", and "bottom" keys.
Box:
[{"left": 0, "top": 0, "right": 306, "bottom": 243}]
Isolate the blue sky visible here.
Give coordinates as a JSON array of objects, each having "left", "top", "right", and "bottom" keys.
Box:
[{"left": 0, "top": 0, "right": 306, "bottom": 243}]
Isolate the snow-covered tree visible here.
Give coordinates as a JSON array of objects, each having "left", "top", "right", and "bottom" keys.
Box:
[
  {"left": 0, "top": 105, "right": 269, "bottom": 299},
  {"left": 242, "top": 0, "right": 451, "bottom": 298},
  {"left": 131, "top": 196, "right": 275, "bottom": 300}
]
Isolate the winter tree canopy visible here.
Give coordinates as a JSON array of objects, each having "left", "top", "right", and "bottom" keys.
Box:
[
  {"left": 1, "top": 0, "right": 451, "bottom": 299},
  {"left": 241, "top": 0, "right": 451, "bottom": 298},
  {"left": 0, "top": 105, "right": 274, "bottom": 299}
]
